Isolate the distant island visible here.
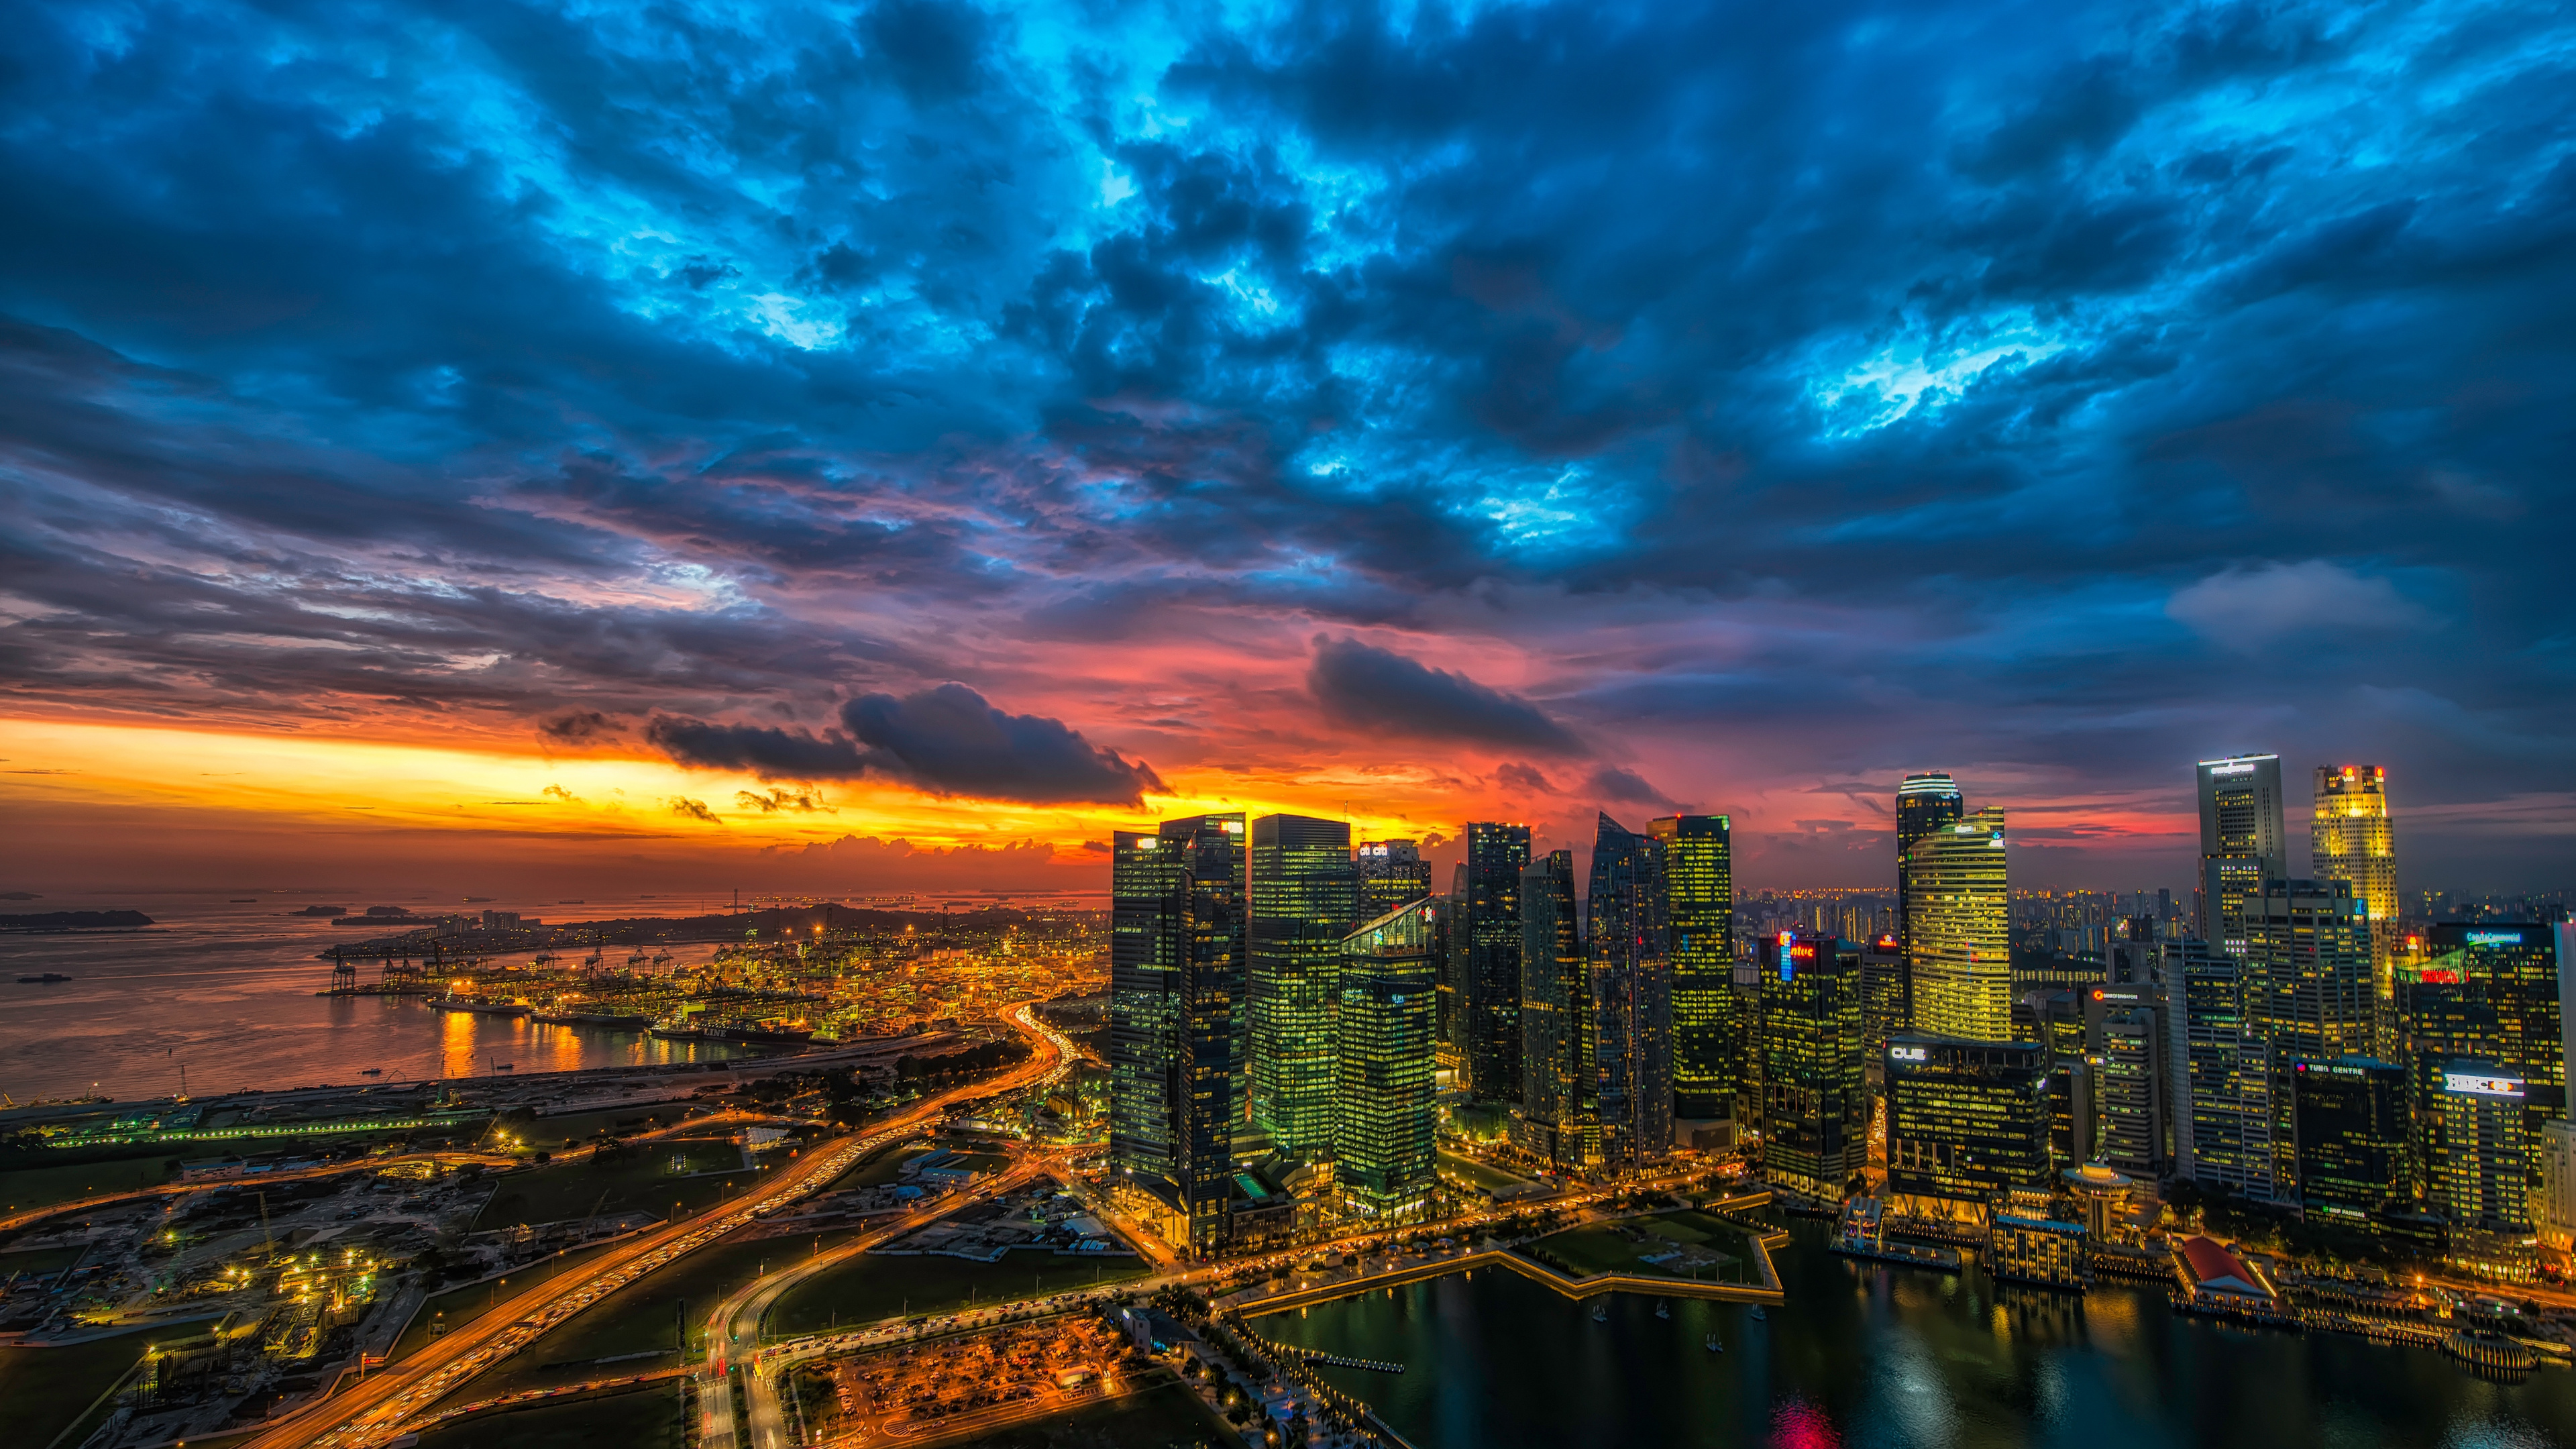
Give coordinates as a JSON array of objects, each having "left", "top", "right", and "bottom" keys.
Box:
[{"left": 0, "top": 909, "right": 156, "bottom": 932}]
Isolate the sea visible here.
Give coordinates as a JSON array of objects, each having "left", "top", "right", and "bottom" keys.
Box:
[
  {"left": 1263, "top": 1222, "right": 2576, "bottom": 1448},
  {"left": 0, "top": 890, "right": 774, "bottom": 1106}
]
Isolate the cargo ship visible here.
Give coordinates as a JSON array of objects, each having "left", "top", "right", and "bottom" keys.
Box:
[
  {"left": 531, "top": 1010, "right": 655, "bottom": 1030},
  {"left": 430, "top": 998, "right": 532, "bottom": 1017}
]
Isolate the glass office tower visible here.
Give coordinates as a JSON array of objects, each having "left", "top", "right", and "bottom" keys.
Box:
[
  {"left": 2169, "top": 938, "right": 2281, "bottom": 1203},
  {"left": 1884, "top": 1032, "right": 2052, "bottom": 1219},
  {"left": 1336, "top": 897, "right": 1442, "bottom": 1219},
  {"left": 1517, "top": 849, "right": 1597, "bottom": 1170},
  {"left": 2197, "top": 754, "right": 2286, "bottom": 955},
  {"left": 1896, "top": 773, "right": 1964, "bottom": 1031},
  {"left": 1356, "top": 839, "right": 1433, "bottom": 916},
  {"left": 1589, "top": 813, "right": 1673, "bottom": 1165},
  {"left": 1109, "top": 830, "right": 1189, "bottom": 1185},
  {"left": 1650, "top": 814, "right": 1737, "bottom": 1122},
  {"left": 2290, "top": 1056, "right": 2408, "bottom": 1226},
  {"left": 2243, "top": 878, "right": 2373, "bottom": 1195},
  {"left": 1165, "top": 814, "right": 1246, "bottom": 1252},
  {"left": 1904, "top": 807, "right": 2011, "bottom": 1041},
  {"left": 2314, "top": 766, "right": 2400, "bottom": 1061},
  {"left": 1463, "top": 822, "right": 1533, "bottom": 1102},
  {"left": 1247, "top": 814, "right": 1357, "bottom": 1158},
  {"left": 1760, "top": 929, "right": 1866, "bottom": 1201}
]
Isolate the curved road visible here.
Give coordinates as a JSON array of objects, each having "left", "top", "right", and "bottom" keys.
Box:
[
  {"left": 239, "top": 1002, "right": 1070, "bottom": 1449},
  {"left": 708, "top": 1002, "right": 1081, "bottom": 1449}
]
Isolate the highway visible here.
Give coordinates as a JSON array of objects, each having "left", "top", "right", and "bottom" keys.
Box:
[
  {"left": 709, "top": 1002, "right": 1081, "bottom": 1449},
  {"left": 237, "top": 1002, "right": 1073, "bottom": 1449}
]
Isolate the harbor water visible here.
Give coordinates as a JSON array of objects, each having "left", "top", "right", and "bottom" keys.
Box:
[
  {"left": 1262, "top": 1222, "right": 2576, "bottom": 1448},
  {"left": 0, "top": 891, "right": 758, "bottom": 1104}
]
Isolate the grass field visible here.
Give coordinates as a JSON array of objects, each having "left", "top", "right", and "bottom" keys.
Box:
[
  {"left": 1, "top": 1244, "right": 93, "bottom": 1279},
  {"left": 430, "top": 1224, "right": 864, "bottom": 1408},
  {"left": 0, "top": 1326, "right": 158, "bottom": 1447},
  {"left": 823, "top": 1140, "right": 934, "bottom": 1191},
  {"left": 524, "top": 1104, "right": 695, "bottom": 1148},
  {"left": 0, "top": 1153, "right": 176, "bottom": 1216},
  {"left": 1437, "top": 1150, "right": 1529, "bottom": 1194},
  {"left": 766, "top": 1248, "right": 1149, "bottom": 1336},
  {"left": 474, "top": 1142, "right": 759, "bottom": 1229},
  {"left": 417, "top": 1379, "right": 686, "bottom": 1449},
  {"left": 1523, "top": 1210, "right": 1750, "bottom": 1283},
  {"left": 942, "top": 1378, "right": 1230, "bottom": 1449},
  {"left": 392, "top": 1242, "right": 626, "bottom": 1362}
]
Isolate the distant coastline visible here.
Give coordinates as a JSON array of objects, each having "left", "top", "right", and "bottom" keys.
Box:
[{"left": 0, "top": 909, "right": 156, "bottom": 932}]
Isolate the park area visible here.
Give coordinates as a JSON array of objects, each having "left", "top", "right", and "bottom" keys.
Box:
[
  {"left": 0, "top": 1326, "right": 162, "bottom": 1448},
  {"left": 767, "top": 1248, "right": 1149, "bottom": 1336},
  {"left": 473, "top": 1138, "right": 761, "bottom": 1230},
  {"left": 417, "top": 1379, "right": 686, "bottom": 1449},
  {"left": 1519, "top": 1210, "right": 1758, "bottom": 1285}
]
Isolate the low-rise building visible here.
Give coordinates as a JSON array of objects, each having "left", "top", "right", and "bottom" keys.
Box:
[{"left": 1989, "top": 1213, "right": 2086, "bottom": 1287}]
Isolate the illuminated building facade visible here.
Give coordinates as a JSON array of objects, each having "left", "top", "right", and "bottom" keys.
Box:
[
  {"left": 1336, "top": 897, "right": 1441, "bottom": 1219},
  {"left": 2169, "top": 938, "right": 2280, "bottom": 1203},
  {"left": 2312, "top": 765, "right": 2398, "bottom": 921},
  {"left": 1463, "top": 822, "right": 1533, "bottom": 1102},
  {"left": 2290, "top": 1056, "right": 2408, "bottom": 1226},
  {"left": 2243, "top": 878, "right": 2373, "bottom": 1194},
  {"left": 2436, "top": 1061, "right": 2534, "bottom": 1271},
  {"left": 1860, "top": 933, "right": 1907, "bottom": 1064},
  {"left": 1904, "top": 807, "right": 2011, "bottom": 1042},
  {"left": 2196, "top": 754, "right": 2286, "bottom": 955},
  {"left": 1896, "top": 772, "right": 1964, "bottom": 1023},
  {"left": 1355, "top": 839, "right": 1433, "bottom": 916},
  {"left": 1759, "top": 929, "right": 1866, "bottom": 1201},
  {"left": 1650, "top": 814, "right": 1737, "bottom": 1121},
  {"left": 2083, "top": 983, "right": 2169, "bottom": 1179},
  {"left": 1165, "top": 814, "right": 1246, "bottom": 1251},
  {"left": 1517, "top": 849, "right": 1597, "bottom": 1169},
  {"left": 1247, "top": 814, "right": 1357, "bottom": 1158},
  {"left": 1109, "top": 830, "right": 1189, "bottom": 1185},
  {"left": 1884, "top": 1032, "right": 2052, "bottom": 1218},
  {"left": 1589, "top": 812, "right": 1674, "bottom": 1164}
]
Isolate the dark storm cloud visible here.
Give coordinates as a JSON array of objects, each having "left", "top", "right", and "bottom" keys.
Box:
[
  {"left": 840, "top": 684, "right": 1167, "bottom": 807},
  {"left": 649, "top": 685, "right": 1164, "bottom": 807},
  {"left": 1309, "top": 638, "right": 1585, "bottom": 755},
  {"left": 2, "top": 0, "right": 2573, "bottom": 879}
]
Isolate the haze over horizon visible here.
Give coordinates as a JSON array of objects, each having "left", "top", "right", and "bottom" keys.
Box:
[{"left": 6, "top": 1, "right": 2575, "bottom": 899}]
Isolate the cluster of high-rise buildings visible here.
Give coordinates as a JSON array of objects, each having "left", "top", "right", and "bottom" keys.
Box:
[{"left": 1103, "top": 763, "right": 2576, "bottom": 1277}]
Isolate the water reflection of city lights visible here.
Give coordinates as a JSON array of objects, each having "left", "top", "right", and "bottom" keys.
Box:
[{"left": 1770, "top": 1397, "right": 1842, "bottom": 1449}]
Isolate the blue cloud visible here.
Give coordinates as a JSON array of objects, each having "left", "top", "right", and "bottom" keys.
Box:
[{"left": 3, "top": 0, "right": 2574, "bottom": 878}]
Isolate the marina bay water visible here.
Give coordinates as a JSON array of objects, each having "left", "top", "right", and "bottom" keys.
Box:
[
  {"left": 0, "top": 891, "right": 759, "bottom": 1104},
  {"left": 1263, "top": 1224, "right": 2576, "bottom": 1449}
]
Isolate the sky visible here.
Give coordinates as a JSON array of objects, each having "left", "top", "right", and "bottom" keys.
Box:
[{"left": 3, "top": 0, "right": 2574, "bottom": 900}]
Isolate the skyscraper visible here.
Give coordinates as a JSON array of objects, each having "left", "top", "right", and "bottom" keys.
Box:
[
  {"left": 2314, "top": 766, "right": 2400, "bottom": 1060},
  {"left": 1246, "top": 814, "right": 1357, "bottom": 1158},
  {"left": 1164, "top": 814, "right": 1246, "bottom": 1251},
  {"left": 2169, "top": 938, "right": 2280, "bottom": 1203},
  {"left": 1355, "top": 839, "right": 1433, "bottom": 916},
  {"left": 1109, "top": 830, "right": 1189, "bottom": 1185},
  {"left": 1589, "top": 812, "right": 1673, "bottom": 1165},
  {"left": 1336, "top": 897, "right": 1441, "bottom": 1220},
  {"left": 2083, "top": 982, "right": 2170, "bottom": 1180},
  {"left": 1438, "top": 859, "right": 1468, "bottom": 1055},
  {"left": 2243, "top": 878, "right": 2373, "bottom": 1194},
  {"left": 1884, "top": 1033, "right": 2052, "bottom": 1220},
  {"left": 1896, "top": 772, "right": 1965, "bottom": 1026},
  {"left": 1650, "top": 814, "right": 1737, "bottom": 1122},
  {"left": 2312, "top": 766, "right": 2398, "bottom": 922},
  {"left": 1904, "top": 806, "right": 2011, "bottom": 1041},
  {"left": 1517, "top": 849, "right": 1597, "bottom": 1170},
  {"left": 2291, "top": 1056, "right": 2408, "bottom": 1226},
  {"left": 1462, "top": 822, "right": 1533, "bottom": 1102},
  {"left": 2436, "top": 1062, "right": 2535, "bottom": 1256},
  {"left": 2196, "top": 754, "right": 2286, "bottom": 955},
  {"left": 1760, "top": 928, "right": 1866, "bottom": 1202}
]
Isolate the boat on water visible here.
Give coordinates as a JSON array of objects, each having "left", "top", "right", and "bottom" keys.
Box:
[
  {"left": 358, "top": 1067, "right": 383, "bottom": 1076},
  {"left": 531, "top": 1010, "right": 655, "bottom": 1030},
  {"left": 431, "top": 998, "right": 532, "bottom": 1017},
  {"left": 15, "top": 973, "right": 72, "bottom": 983},
  {"left": 1591, "top": 1303, "right": 1609, "bottom": 1324},
  {"left": 1705, "top": 1333, "right": 1723, "bottom": 1353},
  {"left": 1656, "top": 1301, "right": 1671, "bottom": 1320},
  {"left": 490, "top": 1061, "right": 515, "bottom": 1071},
  {"left": 1749, "top": 1306, "right": 1767, "bottom": 1322}
]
